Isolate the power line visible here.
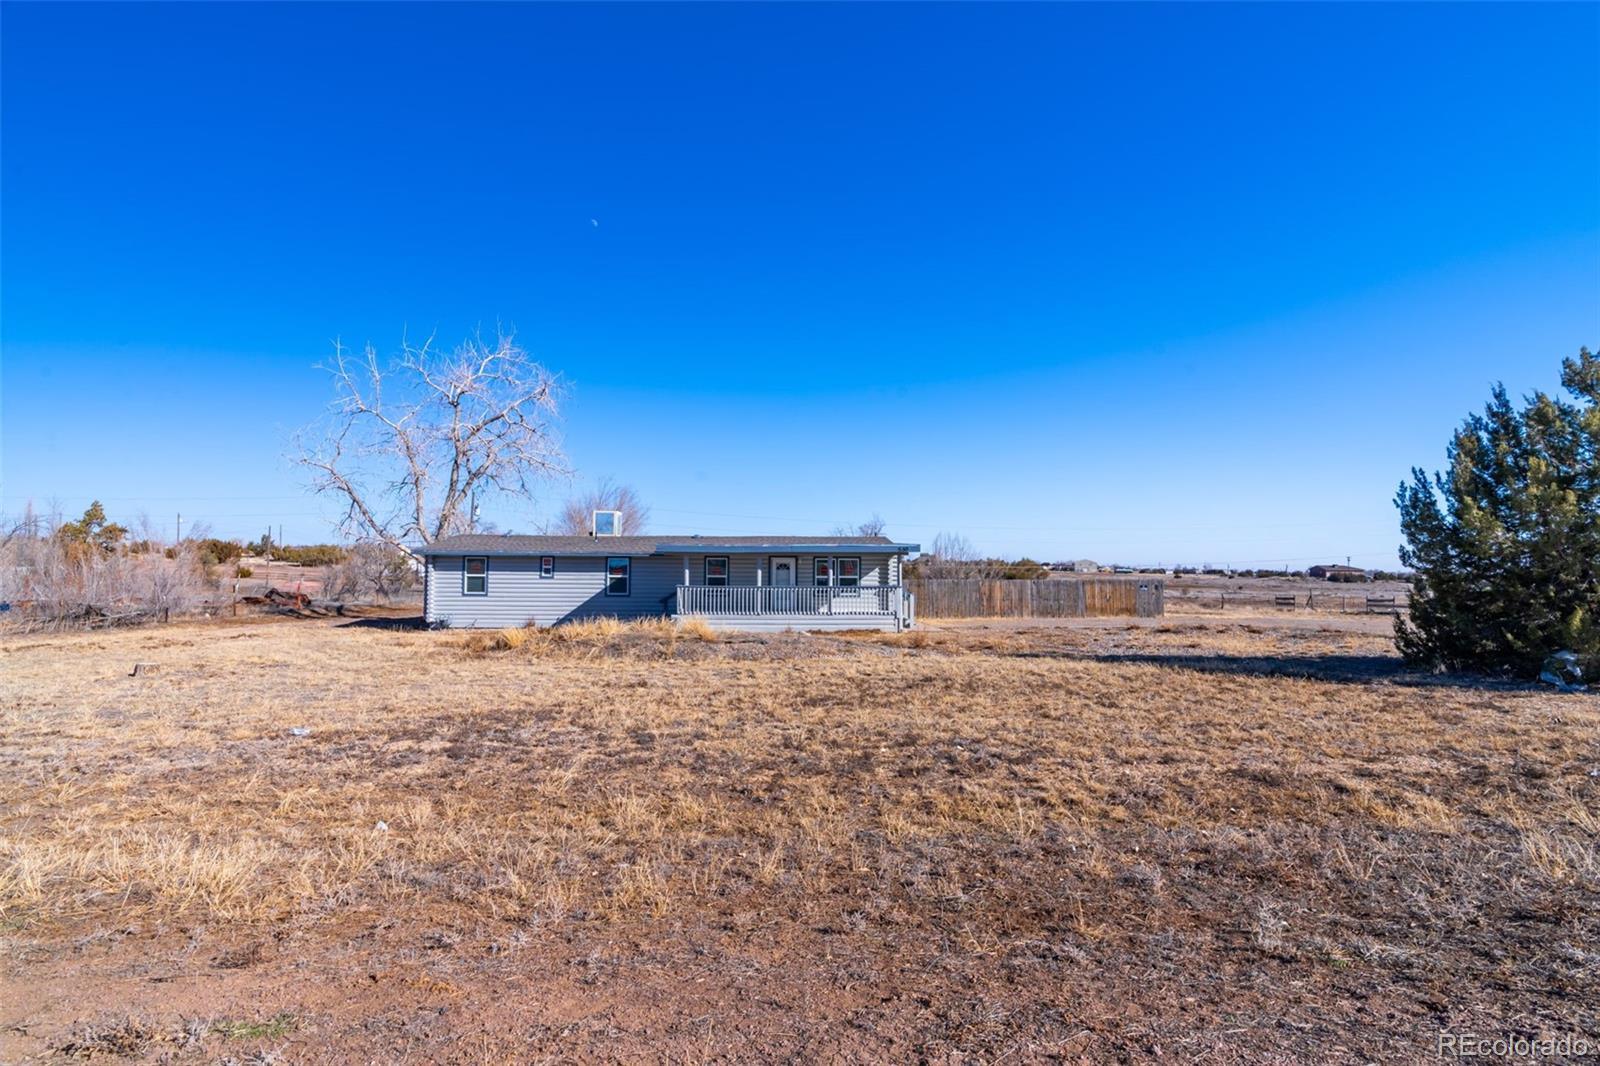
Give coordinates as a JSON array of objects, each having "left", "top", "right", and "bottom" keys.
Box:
[
  {"left": 5, "top": 496, "right": 1399, "bottom": 535},
  {"left": 646, "top": 505, "right": 1398, "bottom": 536},
  {"left": 2, "top": 496, "right": 1401, "bottom": 560},
  {"left": 1, "top": 494, "right": 319, "bottom": 503}
]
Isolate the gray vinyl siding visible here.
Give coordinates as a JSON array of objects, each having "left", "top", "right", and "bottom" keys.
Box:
[
  {"left": 425, "top": 551, "right": 902, "bottom": 629},
  {"left": 426, "top": 554, "right": 677, "bottom": 628},
  {"left": 790, "top": 554, "right": 888, "bottom": 587},
  {"left": 673, "top": 552, "right": 891, "bottom": 587},
  {"left": 674, "top": 554, "right": 761, "bottom": 586}
]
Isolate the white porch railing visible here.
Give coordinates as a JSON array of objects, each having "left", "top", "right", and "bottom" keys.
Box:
[{"left": 676, "top": 584, "right": 904, "bottom": 618}]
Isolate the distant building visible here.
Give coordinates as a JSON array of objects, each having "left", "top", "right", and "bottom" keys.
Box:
[
  {"left": 1069, "top": 559, "right": 1099, "bottom": 573},
  {"left": 1310, "top": 564, "right": 1370, "bottom": 583}
]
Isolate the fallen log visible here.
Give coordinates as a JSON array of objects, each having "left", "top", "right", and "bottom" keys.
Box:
[{"left": 240, "top": 588, "right": 338, "bottom": 617}]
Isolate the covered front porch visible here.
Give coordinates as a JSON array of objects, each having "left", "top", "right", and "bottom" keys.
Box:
[
  {"left": 659, "top": 544, "right": 916, "bottom": 631},
  {"left": 674, "top": 583, "right": 913, "bottom": 631}
]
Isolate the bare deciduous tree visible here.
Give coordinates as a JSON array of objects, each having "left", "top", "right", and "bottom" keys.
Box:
[
  {"left": 296, "top": 329, "right": 566, "bottom": 554},
  {"left": 922, "top": 531, "right": 977, "bottom": 578},
  {"left": 918, "top": 531, "right": 1004, "bottom": 579},
  {"left": 0, "top": 503, "right": 203, "bottom": 629},
  {"left": 137, "top": 545, "right": 204, "bottom": 621},
  {"left": 552, "top": 478, "right": 650, "bottom": 535},
  {"left": 325, "top": 543, "right": 418, "bottom": 603},
  {"left": 831, "top": 513, "right": 887, "bottom": 537}
]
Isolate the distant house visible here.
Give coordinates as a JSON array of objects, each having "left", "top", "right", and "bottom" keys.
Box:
[
  {"left": 1069, "top": 559, "right": 1099, "bottom": 573},
  {"left": 417, "top": 519, "right": 919, "bottom": 632},
  {"left": 1309, "top": 564, "right": 1370, "bottom": 583}
]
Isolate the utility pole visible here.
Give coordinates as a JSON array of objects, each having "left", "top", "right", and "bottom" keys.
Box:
[{"left": 176, "top": 512, "right": 182, "bottom": 543}]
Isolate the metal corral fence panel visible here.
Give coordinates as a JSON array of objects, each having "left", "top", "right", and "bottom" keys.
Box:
[
  {"left": 906, "top": 578, "right": 1163, "bottom": 619},
  {"left": 1162, "top": 584, "right": 1411, "bottom": 614}
]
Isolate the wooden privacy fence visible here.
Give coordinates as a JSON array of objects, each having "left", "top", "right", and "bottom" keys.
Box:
[{"left": 907, "top": 577, "right": 1164, "bottom": 619}]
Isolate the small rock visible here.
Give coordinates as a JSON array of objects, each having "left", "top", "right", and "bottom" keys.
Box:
[
  {"left": 288, "top": 727, "right": 311, "bottom": 737},
  {"left": 1538, "top": 650, "right": 1587, "bottom": 691}
]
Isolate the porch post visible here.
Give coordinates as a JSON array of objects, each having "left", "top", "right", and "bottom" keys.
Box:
[{"left": 682, "top": 554, "right": 690, "bottom": 586}]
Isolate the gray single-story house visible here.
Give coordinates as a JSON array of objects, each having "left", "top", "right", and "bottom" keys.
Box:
[{"left": 417, "top": 531, "right": 920, "bottom": 631}]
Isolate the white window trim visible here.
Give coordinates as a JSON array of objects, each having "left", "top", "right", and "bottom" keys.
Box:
[
  {"left": 464, "top": 556, "right": 488, "bottom": 596},
  {"left": 837, "top": 556, "right": 861, "bottom": 587},
  {"left": 606, "top": 556, "right": 631, "bottom": 596},
  {"left": 540, "top": 556, "right": 555, "bottom": 579},
  {"left": 704, "top": 556, "right": 729, "bottom": 587},
  {"left": 814, "top": 557, "right": 832, "bottom": 587}
]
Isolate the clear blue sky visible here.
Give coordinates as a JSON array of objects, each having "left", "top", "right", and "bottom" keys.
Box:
[{"left": 3, "top": 3, "right": 1596, "bottom": 567}]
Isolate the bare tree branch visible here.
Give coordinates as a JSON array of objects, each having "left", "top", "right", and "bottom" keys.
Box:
[
  {"left": 831, "top": 514, "right": 887, "bottom": 537},
  {"left": 551, "top": 479, "right": 650, "bottom": 535},
  {"left": 295, "top": 328, "right": 567, "bottom": 553},
  {"left": 918, "top": 531, "right": 1005, "bottom": 579}
]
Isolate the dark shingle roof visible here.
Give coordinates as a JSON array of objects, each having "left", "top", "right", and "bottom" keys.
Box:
[{"left": 415, "top": 534, "right": 916, "bottom": 556}]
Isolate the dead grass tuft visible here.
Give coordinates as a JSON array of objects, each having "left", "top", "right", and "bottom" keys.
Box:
[
  {"left": 675, "top": 616, "right": 718, "bottom": 642},
  {"left": 459, "top": 616, "right": 719, "bottom": 658},
  {"left": 52, "top": 1015, "right": 158, "bottom": 1059}
]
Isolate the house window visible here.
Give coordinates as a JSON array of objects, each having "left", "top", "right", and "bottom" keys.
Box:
[
  {"left": 814, "top": 557, "right": 832, "bottom": 586},
  {"left": 540, "top": 556, "right": 555, "bottom": 579},
  {"left": 464, "top": 557, "right": 488, "bottom": 595},
  {"left": 606, "top": 557, "right": 630, "bottom": 596},
  {"left": 837, "top": 557, "right": 861, "bottom": 587},
  {"left": 705, "top": 556, "right": 729, "bottom": 586}
]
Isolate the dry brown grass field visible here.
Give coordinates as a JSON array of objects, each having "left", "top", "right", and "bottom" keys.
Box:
[
  {"left": 1163, "top": 573, "right": 1414, "bottom": 615},
  {"left": 1, "top": 612, "right": 1596, "bottom": 1063}
]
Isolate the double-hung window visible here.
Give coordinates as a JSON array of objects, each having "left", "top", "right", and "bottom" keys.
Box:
[
  {"left": 464, "top": 557, "right": 488, "bottom": 595},
  {"left": 813, "top": 557, "right": 832, "bottom": 586},
  {"left": 837, "top": 557, "right": 861, "bottom": 587},
  {"left": 540, "top": 556, "right": 555, "bottom": 579},
  {"left": 705, "top": 556, "right": 729, "bottom": 587},
  {"left": 606, "top": 557, "right": 630, "bottom": 596}
]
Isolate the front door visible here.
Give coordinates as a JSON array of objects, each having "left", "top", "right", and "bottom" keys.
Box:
[{"left": 769, "top": 557, "right": 797, "bottom": 587}]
